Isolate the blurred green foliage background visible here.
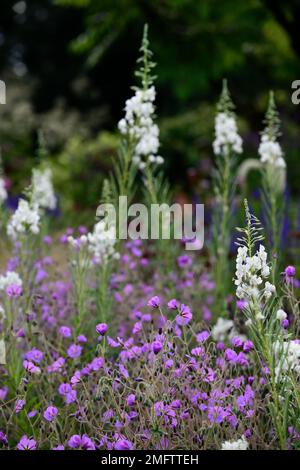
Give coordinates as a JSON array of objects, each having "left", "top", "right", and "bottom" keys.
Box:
[{"left": 0, "top": 0, "right": 300, "bottom": 212}]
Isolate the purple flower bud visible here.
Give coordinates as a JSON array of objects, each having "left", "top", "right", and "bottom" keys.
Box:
[
  {"left": 282, "top": 318, "right": 289, "bottom": 329},
  {"left": 152, "top": 340, "right": 163, "bottom": 355},
  {"left": 285, "top": 265, "right": 296, "bottom": 277},
  {"left": 96, "top": 323, "right": 108, "bottom": 335}
]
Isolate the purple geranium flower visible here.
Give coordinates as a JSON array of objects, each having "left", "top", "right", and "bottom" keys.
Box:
[
  {"left": 23, "top": 360, "right": 41, "bottom": 375},
  {"left": 167, "top": 298, "right": 178, "bottom": 310},
  {"left": 176, "top": 304, "right": 192, "bottom": 326},
  {"left": 147, "top": 296, "right": 161, "bottom": 308},
  {"left": 6, "top": 284, "right": 22, "bottom": 297},
  {"left": 115, "top": 439, "right": 134, "bottom": 450},
  {"left": 59, "top": 326, "right": 72, "bottom": 338},
  {"left": 17, "top": 435, "right": 36, "bottom": 450},
  {"left": 196, "top": 330, "right": 210, "bottom": 343},
  {"left": 25, "top": 348, "right": 43, "bottom": 363},
  {"left": 96, "top": 323, "right": 108, "bottom": 335},
  {"left": 68, "top": 434, "right": 95, "bottom": 450},
  {"left": 43, "top": 406, "right": 58, "bottom": 422},
  {"left": 59, "top": 383, "right": 72, "bottom": 396},
  {"left": 67, "top": 344, "right": 82, "bottom": 359}
]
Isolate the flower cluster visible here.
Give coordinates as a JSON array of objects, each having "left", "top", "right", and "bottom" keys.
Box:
[
  {"left": 235, "top": 244, "right": 275, "bottom": 303},
  {"left": 258, "top": 92, "right": 285, "bottom": 169},
  {"left": 7, "top": 199, "right": 40, "bottom": 239},
  {"left": 87, "top": 221, "right": 119, "bottom": 265},
  {"left": 213, "top": 112, "right": 243, "bottom": 156},
  {"left": 31, "top": 168, "right": 57, "bottom": 211},
  {"left": 258, "top": 135, "right": 285, "bottom": 169},
  {"left": 118, "top": 86, "right": 163, "bottom": 170}
]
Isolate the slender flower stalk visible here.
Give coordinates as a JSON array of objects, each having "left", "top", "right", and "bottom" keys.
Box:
[
  {"left": 259, "top": 92, "right": 285, "bottom": 279},
  {"left": 116, "top": 24, "right": 165, "bottom": 207},
  {"left": 212, "top": 79, "right": 243, "bottom": 313},
  {"left": 235, "top": 200, "right": 295, "bottom": 449}
]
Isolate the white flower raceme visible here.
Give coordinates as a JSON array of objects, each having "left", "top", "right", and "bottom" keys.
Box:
[
  {"left": 0, "top": 271, "right": 22, "bottom": 291},
  {"left": 7, "top": 199, "right": 40, "bottom": 239},
  {"left": 118, "top": 86, "right": 163, "bottom": 170},
  {"left": 273, "top": 339, "right": 300, "bottom": 378},
  {"left": 87, "top": 220, "right": 119, "bottom": 265},
  {"left": 234, "top": 244, "right": 275, "bottom": 302},
  {"left": 32, "top": 168, "right": 57, "bottom": 210},
  {"left": 258, "top": 134, "right": 285, "bottom": 169},
  {"left": 0, "top": 177, "right": 7, "bottom": 204},
  {"left": 213, "top": 112, "right": 243, "bottom": 156},
  {"left": 221, "top": 436, "right": 248, "bottom": 450}
]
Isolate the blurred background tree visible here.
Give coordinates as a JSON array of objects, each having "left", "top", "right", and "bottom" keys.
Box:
[{"left": 0, "top": 0, "right": 299, "bottom": 211}]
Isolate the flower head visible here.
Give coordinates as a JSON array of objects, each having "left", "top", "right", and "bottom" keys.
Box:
[
  {"left": 67, "top": 344, "right": 82, "bottom": 359},
  {"left": 176, "top": 304, "right": 192, "bottom": 326},
  {"left": 7, "top": 199, "right": 40, "bottom": 240},
  {"left": 17, "top": 435, "right": 37, "bottom": 450},
  {"left": 43, "top": 406, "right": 58, "bottom": 422},
  {"left": 68, "top": 434, "right": 95, "bottom": 450},
  {"left": 96, "top": 323, "right": 108, "bottom": 336},
  {"left": 147, "top": 296, "right": 160, "bottom": 308},
  {"left": 115, "top": 439, "right": 134, "bottom": 450}
]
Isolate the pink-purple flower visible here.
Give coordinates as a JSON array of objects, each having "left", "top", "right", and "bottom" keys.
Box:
[
  {"left": 68, "top": 434, "right": 95, "bottom": 450},
  {"left": 96, "top": 323, "right": 108, "bottom": 335},
  {"left": 17, "top": 435, "right": 36, "bottom": 450},
  {"left": 176, "top": 304, "right": 193, "bottom": 326},
  {"left": 147, "top": 296, "right": 161, "bottom": 308},
  {"left": 67, "top": 344, "right": 82, "bottom": 359},
  {"left": 43, "top": 406, "right": 58, "bottom": 422}
]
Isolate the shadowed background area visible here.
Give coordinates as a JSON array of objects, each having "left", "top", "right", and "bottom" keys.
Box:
[{"left": 0, "top": 0, "right": 300, "bottom": 213}]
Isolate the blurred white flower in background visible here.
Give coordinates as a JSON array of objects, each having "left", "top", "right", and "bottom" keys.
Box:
[
  {"left": 32, "top": 168, "right": 57, "bottom": 211},
  {"left": 7, "top": 199, "right": 40, "bottom": 239}
]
